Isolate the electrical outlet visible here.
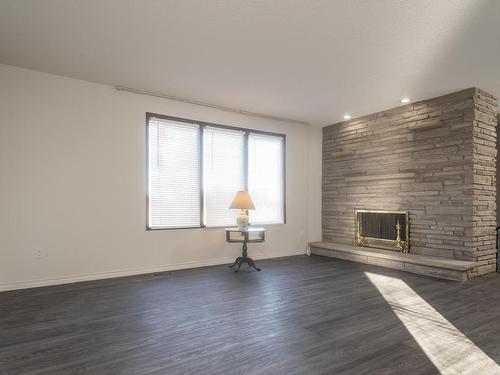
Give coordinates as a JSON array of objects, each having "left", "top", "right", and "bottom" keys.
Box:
[{"left": 34, "top": 248, "right": 44, "bottom": 259}]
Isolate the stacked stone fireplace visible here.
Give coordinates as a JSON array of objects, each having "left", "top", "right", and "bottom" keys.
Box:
[{"left": 316, "top": 88, "right": 497, "bottom": 279}]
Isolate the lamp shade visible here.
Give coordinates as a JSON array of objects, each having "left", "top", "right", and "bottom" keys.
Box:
[{"left": 229, "top": 191, "right": 255, "bottom": 210}]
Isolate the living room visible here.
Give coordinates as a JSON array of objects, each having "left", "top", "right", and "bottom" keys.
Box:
[{"left": 1, "top": 1, "right": 500, "bottom": 374}]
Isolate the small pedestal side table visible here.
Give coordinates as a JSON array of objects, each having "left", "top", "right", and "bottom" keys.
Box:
[{"left": 225, "top": 227, "right": 266, "bottom": 272}]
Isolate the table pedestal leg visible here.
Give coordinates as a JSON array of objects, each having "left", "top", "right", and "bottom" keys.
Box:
[
  {"left": 229, "top": 242, "right": 261, "bottom": 272},
  {"left": 229, "top": 257, "right": 241, "bottom": 268}
]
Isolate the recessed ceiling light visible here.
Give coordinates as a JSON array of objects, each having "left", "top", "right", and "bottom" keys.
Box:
[
  {"left": 401, "top": 98, "right": 411, "bottom": 104},
  {"left": 343, "top": 114, "right": 351, "bottom": 120}
]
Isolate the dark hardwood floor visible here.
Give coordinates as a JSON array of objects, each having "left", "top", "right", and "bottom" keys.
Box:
[{"left": 2, "top": 255, "right": 500, "bottom": 374}]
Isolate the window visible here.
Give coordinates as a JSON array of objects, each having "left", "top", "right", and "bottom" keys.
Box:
[
  {"left": 203, "top": 126, "right": 245, "bottom": 227},
  {"left": 248, "top": 133, "right": 285, "bottom": 224},
  {"left": 146, "top": 113, "right": 285, "bottom": 229},
  {"left": 148, "top": 117, "right": 200, "bottom": 229}
]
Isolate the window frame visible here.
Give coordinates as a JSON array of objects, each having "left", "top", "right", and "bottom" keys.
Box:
[{"left": 146, "top": 112, "right": 286, "bottom": 230}]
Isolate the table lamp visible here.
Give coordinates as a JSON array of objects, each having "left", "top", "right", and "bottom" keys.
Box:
[{"left": 229, "top": 191, "right": 255, "bottom": 230}]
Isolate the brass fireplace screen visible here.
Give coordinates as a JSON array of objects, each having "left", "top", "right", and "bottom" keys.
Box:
[{"left": 354, "top": 210, "right": 409, "bottom": 253}]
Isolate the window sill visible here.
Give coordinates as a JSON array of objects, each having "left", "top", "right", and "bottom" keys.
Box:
[{"left": 147, "top": 222, "right": 285, "bottom": 231}]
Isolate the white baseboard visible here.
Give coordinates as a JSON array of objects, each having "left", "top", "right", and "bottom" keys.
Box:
[{"left": 0, "top": 249, "right": 306, "bottom": 292}]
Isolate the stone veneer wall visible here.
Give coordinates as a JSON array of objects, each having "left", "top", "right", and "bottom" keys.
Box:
[
  {"left": 322, "top": 88, "right": 497, "bottom": 276},
  {"left": 497, "top": 113, "right": 500, "bottom": 226}
]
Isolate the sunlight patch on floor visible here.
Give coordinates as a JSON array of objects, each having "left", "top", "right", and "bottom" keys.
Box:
[{"left": 365, "top": 272, "right": 500, "bottom": 375}]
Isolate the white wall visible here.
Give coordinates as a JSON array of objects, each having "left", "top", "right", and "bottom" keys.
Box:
[
  {"left": 307, "top": 126, "right": 322, "bottom": 246},
  {"left": 0, "top": 64, "right": 322, "bottom": 291}
]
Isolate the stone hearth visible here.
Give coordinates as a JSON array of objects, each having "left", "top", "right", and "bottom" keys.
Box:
[{"left": 309, "top": 241, "right": 477, "bottom": 281}]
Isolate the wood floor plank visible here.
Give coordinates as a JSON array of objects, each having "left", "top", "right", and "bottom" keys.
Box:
[{"left": 1, "top": 255, "right": 500, "bottom": 374}]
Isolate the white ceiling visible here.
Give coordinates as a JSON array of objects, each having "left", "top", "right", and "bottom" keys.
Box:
[{"left": 0, "top": 0, "right": 499, "bottom": 126}]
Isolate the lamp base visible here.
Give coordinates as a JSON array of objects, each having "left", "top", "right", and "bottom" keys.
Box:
[{"left": 236, "top": 210, "right": 250, "bottom": 230}]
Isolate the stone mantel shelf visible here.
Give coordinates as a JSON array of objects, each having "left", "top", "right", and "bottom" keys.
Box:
[{"left": 309, "top": 241, "right": 478, "bottom": 281}]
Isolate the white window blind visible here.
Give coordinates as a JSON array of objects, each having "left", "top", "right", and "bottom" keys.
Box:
[
  {"left": 203, "top": 126, "right": 245, "bottom": 227},
  {"left": 148, "top": 117, "right": 200, "bottom": 228},
  {"left": 248, "top": 133, "right": 285, "bottom": 224}
]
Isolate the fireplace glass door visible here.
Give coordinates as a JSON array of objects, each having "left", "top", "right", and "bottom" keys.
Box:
[{"left": 355, "top": 210, "right": 409, "bottom": 253}]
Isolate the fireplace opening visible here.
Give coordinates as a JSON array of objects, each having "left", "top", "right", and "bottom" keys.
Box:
[{"left": 355, "top": 210, "right": 409, "bottom": 253}]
